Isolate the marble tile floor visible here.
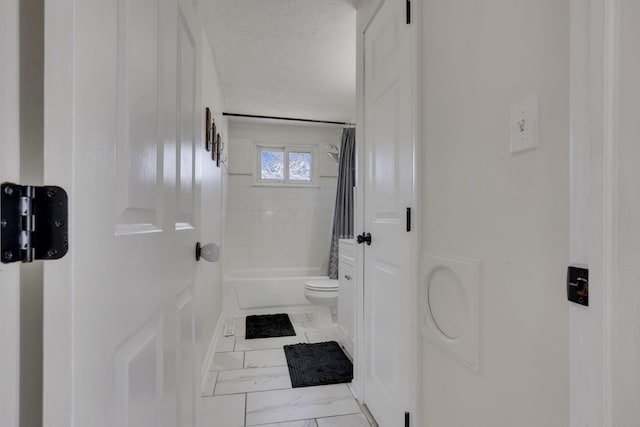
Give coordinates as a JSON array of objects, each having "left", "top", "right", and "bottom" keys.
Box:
[{"left": 201, "top": 312, "right": 371, "bottom": 427}]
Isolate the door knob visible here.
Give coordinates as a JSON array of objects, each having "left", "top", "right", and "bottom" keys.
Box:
[
  {"left": 195, "top": 242, "right": 220, "bottom": 262},
  {"left": 356, "top": 232, "right": 372, "bottom": 246}
]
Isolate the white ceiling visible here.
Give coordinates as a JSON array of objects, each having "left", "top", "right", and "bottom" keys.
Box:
[{"left": 200, "top": 0, "right": 356, "bottom": 123}]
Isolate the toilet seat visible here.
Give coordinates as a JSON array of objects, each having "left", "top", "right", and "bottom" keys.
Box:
[{"left": 304, "top": 279, "right": 338, "bottom": 292}]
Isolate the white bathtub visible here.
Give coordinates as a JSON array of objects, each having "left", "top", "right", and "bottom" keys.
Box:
[{"left": 222, "top": 268, "right": 329, "bottom": 315}]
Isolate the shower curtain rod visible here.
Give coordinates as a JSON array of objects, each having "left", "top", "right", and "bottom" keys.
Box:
[{"left": 222, "top": 112, "right": 352, "bottom": 126}]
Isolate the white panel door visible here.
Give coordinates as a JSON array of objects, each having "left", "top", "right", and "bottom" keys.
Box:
[
  {"left": 42, "top": 0, "right": 201, "bottom": 426},
  {"left": 0, "top": 0, "right": 21, "bottom": 425},
  {"left": 363, "top": 0, "right": 415, "bottom": 426}
]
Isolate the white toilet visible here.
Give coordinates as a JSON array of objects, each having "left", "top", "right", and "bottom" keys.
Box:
[{"left": 304, "top": 279, "right": 339, "bottom": 328}]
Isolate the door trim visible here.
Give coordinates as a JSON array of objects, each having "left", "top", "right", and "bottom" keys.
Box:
[
  {"left": 43, "top": 0, "right": 74, "bottom": 425},
  {"left": 0, "top": 1, "right": 21, "bottom": 425},
  {"left": 569, "top": 0, "right": 617, "bottom": 425},
  {"left": 355, "top": 0, "right": 422, "bottom": 423}
]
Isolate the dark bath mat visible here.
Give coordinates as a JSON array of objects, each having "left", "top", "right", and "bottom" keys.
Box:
[
  {"left": 284, "top": 341, "right": 353, "bottom": 388},
  {"left": 245, "top": 313, "right": 296, "bottom": 339}
]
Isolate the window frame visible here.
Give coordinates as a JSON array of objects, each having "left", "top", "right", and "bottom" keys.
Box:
[{"left": 255, "top": 143, "right": 318, "bottom": 187}]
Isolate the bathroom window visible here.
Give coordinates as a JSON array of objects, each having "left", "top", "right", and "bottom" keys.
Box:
[
  {"left": 260, "top": 149, "right": 285, "bottom": 180},
  {"left": 256, "top": 145, "right": 316, "bottom": 186}
]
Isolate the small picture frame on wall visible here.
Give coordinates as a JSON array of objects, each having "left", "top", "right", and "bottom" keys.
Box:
[
  {"left": 205, "top": 108, "right": 212, "bottom": 152},
  {"left": 215, "top": 133, "right": 221, "bottom": 167},
  {"left": 211, "top": 121, "right": 217, "bottom": 161}
]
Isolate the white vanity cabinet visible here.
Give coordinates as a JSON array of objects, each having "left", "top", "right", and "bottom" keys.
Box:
[{"left": 338, "top": 239, "right": 356, "bottom": 356}]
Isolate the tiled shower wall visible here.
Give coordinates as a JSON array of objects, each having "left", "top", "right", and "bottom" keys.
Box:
[{"left": 222, "top": 122, "right": 341, "bottom": 275}]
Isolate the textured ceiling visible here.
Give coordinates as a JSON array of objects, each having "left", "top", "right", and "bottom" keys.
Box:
[{"left": 201, "top": 0, "right": 356, "bottom": 122}]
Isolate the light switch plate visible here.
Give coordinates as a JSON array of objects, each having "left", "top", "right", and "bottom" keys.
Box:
[{"left": 510, "top": 96, "right": 539, "bottom": 154}]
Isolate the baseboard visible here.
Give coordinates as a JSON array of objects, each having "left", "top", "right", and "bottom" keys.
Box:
[
  {"left": 337, "top": 325, "right": 354, "bottom": 359},
  {"left": 200, "top": 313, "right": 224, "bottom": 391},
  {"left": 349, "top": 379, "right": 363, "bottom": 403}
]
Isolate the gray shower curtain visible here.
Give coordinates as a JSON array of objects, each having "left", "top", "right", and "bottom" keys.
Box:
[{"left": 328, "top": 127, "right": 356, "bottom": 279}]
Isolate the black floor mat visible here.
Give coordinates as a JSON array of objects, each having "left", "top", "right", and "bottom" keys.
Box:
[
  {"left": 245, "top": 313, "right": 296, "bottom": 339},
  {"left": 284, "top": 341, "right": 353, "bottom": 388}
]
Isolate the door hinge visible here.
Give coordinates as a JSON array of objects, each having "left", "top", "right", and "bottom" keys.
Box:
[
  {"left": 406, "top": 0, "right": 411, "bottom": 24},
  {"left": 405, "top": 412, "right": 410, "bottom": 427},
  {"left": 406, "top": 207, "right": 412, "bottom": 232},
  {"left": 1, "top": 183, "right": 69, "bottom": 263}
]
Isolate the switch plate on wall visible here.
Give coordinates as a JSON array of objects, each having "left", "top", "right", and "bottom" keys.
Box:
[{"left": 510, "top": 96, "right": 539, "bottom": 154}]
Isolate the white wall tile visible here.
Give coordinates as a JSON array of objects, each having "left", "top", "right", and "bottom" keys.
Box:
[{"left": 224, "top": 123, "right": 339, "bottom": 274}]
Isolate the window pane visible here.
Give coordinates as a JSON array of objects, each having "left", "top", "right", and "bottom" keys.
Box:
[
  {"left": 288, "top": 152, "right": 312, "bottom": 181},
  {"left": 261, "top": 150, "right": 284, "bottom": 180}
]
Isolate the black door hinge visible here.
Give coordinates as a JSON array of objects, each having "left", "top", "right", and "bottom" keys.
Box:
[
  {"left": 405, "top": 412, "right": 410, "bottom": 427},
  {"left": 406, "top": 0, "right": 411, "bottom": 24},
  {"left": 1, "top": 183, "right": 68, "bottom": 263},
  {"left": 406, "top": 207, "right": 412, "bottom": 232}
]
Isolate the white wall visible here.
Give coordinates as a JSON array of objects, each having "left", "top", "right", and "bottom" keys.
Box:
[
  {"left": 195, "top": 30, "right": 226, "bottom": 378},
  {"left": 223, "top": 121, "right": 340, "bottom": 275},
  {"left": 418, "top": 1, "right": 570, "bottom": 426}
]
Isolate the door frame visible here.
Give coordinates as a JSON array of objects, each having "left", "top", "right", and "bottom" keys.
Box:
[
  {"left": 0, "top": 0, "right": 21, "bottom": 425},
  {"left": 42, "top": 0, "right": 75, "bottom": 424},
  {"left": 569, "top": 0, "right": 639, "bottom": 425},
  {"left": 354, "top": 0, "right": 422, "bottom": 423}
]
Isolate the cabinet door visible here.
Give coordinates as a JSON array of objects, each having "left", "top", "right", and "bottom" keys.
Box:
[{"left": 338, "top": 240, "right": 356, "bottom": 355}]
